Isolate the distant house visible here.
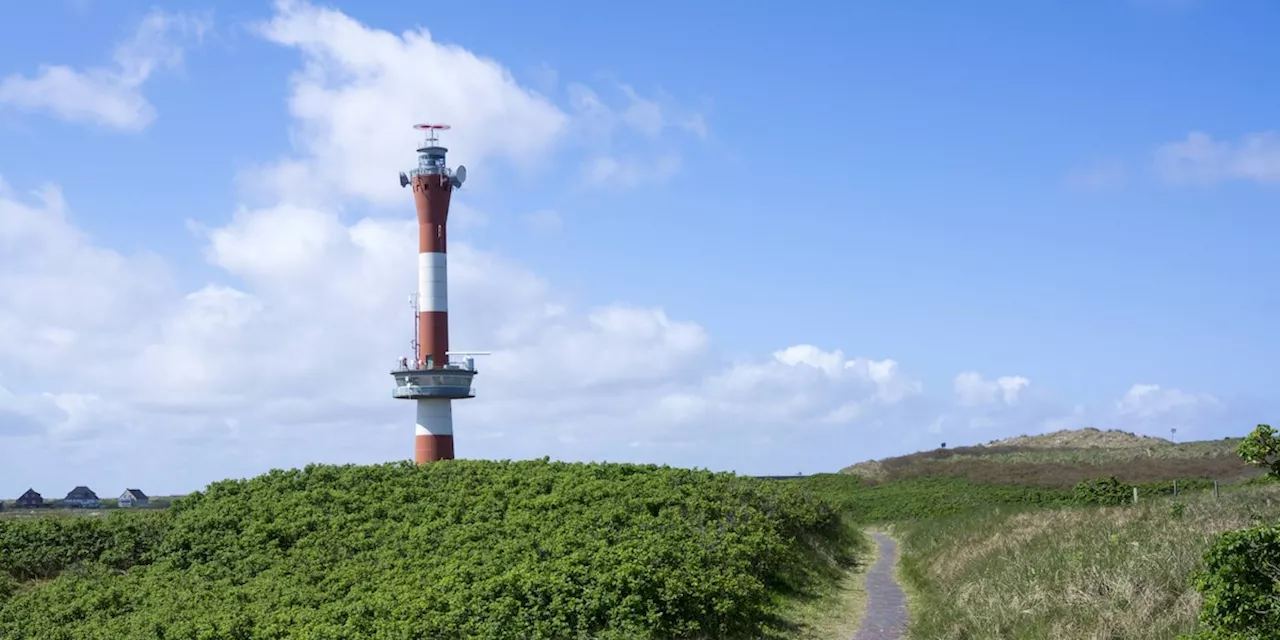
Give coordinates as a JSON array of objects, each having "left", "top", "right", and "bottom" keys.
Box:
[
  {"left": 63, "top": 486, "right": 100, "bottom": 509},
  {"left": 16, "top": 488, "right": 43, "bottom": 508},
  {"left": 118, "top": 489, "right": 149, "bottom": 508}
]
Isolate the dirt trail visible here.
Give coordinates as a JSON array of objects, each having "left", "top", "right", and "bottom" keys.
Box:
[{"left": 851, "top": 532, "right": 908, "bottom": 640}]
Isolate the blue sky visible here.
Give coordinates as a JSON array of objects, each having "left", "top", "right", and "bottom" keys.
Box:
[{"left": 0, "top": 0, "right": 1277, "bottom": 494}]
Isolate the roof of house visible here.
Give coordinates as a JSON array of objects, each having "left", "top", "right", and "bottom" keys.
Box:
[
  {"left": 18, "top": 488, "right": 41, "bottom": 500},
  {"left": 65, "top": 486, "right": 99, "bottom": 500},
  {"left": 122, "top": 489, "right": 148, "bottom": 500}
]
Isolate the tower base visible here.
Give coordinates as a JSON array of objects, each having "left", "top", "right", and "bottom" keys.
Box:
[
  {"left": 415, "top": 433, "right": 454, "bottom": 463},
  {"left": 414, "top": 398, "right": 454, "bottom": 464}
]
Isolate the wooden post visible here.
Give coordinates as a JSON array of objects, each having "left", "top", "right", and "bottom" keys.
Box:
[
  {"left": 1173, "top": 479, "right": 1178, "bottom": 497},
  {"left": 1214, "top": 480, "right": 1219, "bottom": 499},
  {"left": 1133, "top": 487, "right": 1139, "bottom": 504}
]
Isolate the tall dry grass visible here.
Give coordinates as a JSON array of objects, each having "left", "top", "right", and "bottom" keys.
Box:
[{"left": 896, "top": 483, "right": 1280, "bottom": 640}]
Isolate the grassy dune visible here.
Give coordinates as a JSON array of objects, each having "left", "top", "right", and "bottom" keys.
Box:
[
  {"left": 843, "top": 431, "right": 1258, "bottom": 488},
  {"left": 895, "top": 483, "right": 1280, "bottom": 640}
]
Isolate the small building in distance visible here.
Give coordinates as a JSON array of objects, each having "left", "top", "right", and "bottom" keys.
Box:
[
  {"left": 118, "top": 489, "right": 149, "bottom": 508},
  {"left": 16, "top": 488, "right": 44, "bottom": 508},
  {"left": 63, "top": 486, "right": 100, "bottom": 509}
]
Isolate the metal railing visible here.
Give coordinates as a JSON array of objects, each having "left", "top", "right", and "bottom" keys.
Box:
[{"left": 394, "top": 357, "right": 478, "bottom": 373}]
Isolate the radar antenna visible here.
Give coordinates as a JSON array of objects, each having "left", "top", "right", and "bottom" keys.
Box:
[{"left": 399, "top": 123, "right": 466, "bottom": 189}]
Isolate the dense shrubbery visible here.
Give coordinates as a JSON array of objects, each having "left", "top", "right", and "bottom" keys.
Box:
[
  {"left": 1238, "top": 424, "right": 1280, "bottom": 479},
  {"left": 0, "top": 511, "right": 171, "bottom": 584},
  {"left": 0, "top": 459, "right": 858, "bottom": 640},
  {"left": 1182, "top": 521, "right": 1280, "bottom": 640},
  {"left": 1073, "top": 476, "right": 1133, "bottom": 506}
]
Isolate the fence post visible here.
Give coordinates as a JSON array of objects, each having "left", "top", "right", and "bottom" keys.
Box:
[
  {"left": 1214, "top": 480, "right": 1219, "bottom": 499},
  {"left": 1133, "top": 487, "right": 1139, "bottom": 504},
  {"left": 1173, "top": 479, "right": 1178, "bottom": 497}
]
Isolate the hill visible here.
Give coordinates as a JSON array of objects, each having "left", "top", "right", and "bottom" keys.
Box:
[
  {"left": 0, "top": 459, "right": 864, "bottom": 640},
  {"left": 841, "top": 428, "right": 1258, "bottom": 488},
  {"left": 983, "top": 427, "right": 1172, "bottom": 449}
]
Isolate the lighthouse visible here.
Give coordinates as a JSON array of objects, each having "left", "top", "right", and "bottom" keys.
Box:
[{"left": 390, "top": 123, "right": 485, "bottom": 463}]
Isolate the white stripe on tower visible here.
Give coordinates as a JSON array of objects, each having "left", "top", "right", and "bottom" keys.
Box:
[
  {"left": 415, "top": 399, "right": 454, "bottom": 462},
  {"left": 417, "top": 252, "right": 448, "bottom": 313}
]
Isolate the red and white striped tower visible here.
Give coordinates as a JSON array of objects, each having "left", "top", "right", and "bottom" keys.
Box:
[{"left": 391, "top": 124, "right": 484, "bottom": 464}]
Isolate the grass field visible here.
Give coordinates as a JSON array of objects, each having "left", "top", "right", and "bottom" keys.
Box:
[{"left": 894, "top": 482, "right": 1280, "bottom": 639}]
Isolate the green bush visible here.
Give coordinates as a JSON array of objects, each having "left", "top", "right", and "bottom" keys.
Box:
[
  {"left": 0, "top": 511, "right": 170, "bottom": 583},
  {"left": 1239, "top": 424, "right": 1280, "bottom": 479},
  {"left": 1072, "top": 476, "right": 1133, "bottom": 506},
  {"left": 0, "top": 460, "right": 857, "bottom": 640},
  {"left": 1181, "top": 522, "right": 1280, "bottom": 640}
]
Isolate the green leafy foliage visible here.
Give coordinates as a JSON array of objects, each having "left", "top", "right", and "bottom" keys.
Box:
[
  {"left": 1238, "top": 424, "right": 1280, "bottom": 479},
  {"left": 0, "top": 510, "right": 171, "bottom": 584},
  {"left": 1181, "top": 522, "right": 1280, "bottom": 640},
  {"left": 0, "top": 460, "right": 858, "bottom": 640},
  {"left": 1072, "top": 476, "right": 1134, "bottom": 506}
]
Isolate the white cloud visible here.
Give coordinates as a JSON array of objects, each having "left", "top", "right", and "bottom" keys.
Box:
[
  {"left": 248, "top": 0, "right": 568, "bottom": 206},
  {"left": 0, "top": 384, "right": 67, "bottom": 438},
  {"left": 0, "top": 166, "right": 929, "bottom": 487},
  {"left": 244, "top": 0, "right": 706, "bottom": 204},
  {"left": 565, "top": 82, "right": 704, "bottom": 188},
  {"left": 1154, "top": 131, "right": 1280, "bottom": 186},
  {"left": 954, "top": 371, "right": 1030, "bottom": 407},
  {"left": 0, "top": 9, "right": 210, "bottom": 131},
  {"left": 567, "top": 82, "right": 707, "bottom": 140},
  {"left": 688, "top": 346, "right": 924, "bottom": 427},
  {"left": 1115, "top": 383, "right": 1219, "bottom": 420}
]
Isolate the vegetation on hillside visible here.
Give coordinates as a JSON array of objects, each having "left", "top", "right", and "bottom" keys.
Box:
[
  {"left": 0, "top": 459, "right": 863, "bottom": 640},
  {"left": 872, "top": 425, "right": 1280, "bottom": 640},
  {"left": 841, "top": 431, "right": 1258, "bottom": 488},
  {"left": 984, "top": 427, "right": 1173, "bottom": 449},
  {"left": 796, "top": 474, "right": 1075, "bottom": 523},
  {"left": 795, "top": 472, "right": 1230, "bottom": 526},
  {"left": 894, "top": 483, "right": 1280, "bottom": 639},
  {"left": 5, "top": 427, "right": 1276, "bottom": 639}
]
